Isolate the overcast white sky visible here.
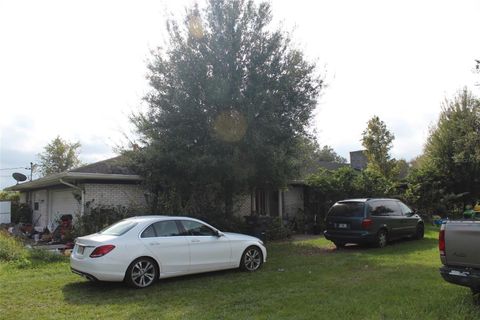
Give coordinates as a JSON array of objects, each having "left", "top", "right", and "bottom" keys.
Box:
[{"left": 1, "top": 0, "right": 479, "bottom": 189}]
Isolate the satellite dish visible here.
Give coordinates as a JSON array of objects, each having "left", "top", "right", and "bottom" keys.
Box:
[{"left": 12, "top": 172, "right": 28, "bottom": 183}]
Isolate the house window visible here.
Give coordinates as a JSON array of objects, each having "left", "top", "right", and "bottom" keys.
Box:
[{"left": 34, "top": 202, "right": 39, "bottom": 210}]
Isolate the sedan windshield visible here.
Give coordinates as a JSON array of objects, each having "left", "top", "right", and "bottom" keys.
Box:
[
  {"left": 328, "top": 202, "right": 365, "bottom": 217},
  {"left": 99, "top": 220, "right": 138, "bottom": 236}
]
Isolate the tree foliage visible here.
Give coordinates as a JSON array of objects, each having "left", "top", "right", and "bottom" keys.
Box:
[
  {"left": 128, "top": 0, "right": 323, "bottom": 218},
  {"left": 306, "top": 166, "right": 396, "bottom": 219},
  {"left": 405, "top": 88, "right": 480, "bottom": 214},
  {"left": 361, "top": 115, "right": 396, "bottom": 179},
  {"left": 424, "top": 88, "right": 480, "bottom": 202},
  {"left": 38, "top": 136, "right": 82, "bottom": 176},
  {"left": 317, "top": 145, "right": 347, "bottom": 163},
  {"left": 295, "top": 137, "right": 347, "bottom": 177},
  {"left": 0, "top": 191, "right": 19, "bottom": 202}
]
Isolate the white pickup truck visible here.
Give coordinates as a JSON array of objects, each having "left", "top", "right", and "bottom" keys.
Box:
[{"left": 439, "top": 220, "right": 480, "bottom": 294}]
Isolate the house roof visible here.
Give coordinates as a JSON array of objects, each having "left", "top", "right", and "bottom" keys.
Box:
[
  {"left": 290, "top": 160, "right": 350, "bottom": 185},
  {"left": 4, "top": 156, "right": 142, "bottom": 192},
  {"left": 70, "top": 156, "right": 136, "bottom": 175}
]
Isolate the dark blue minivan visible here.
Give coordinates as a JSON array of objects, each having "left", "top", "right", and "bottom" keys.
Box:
[{"left": 324, "top": 198, "right": 424, "bottom": 248}]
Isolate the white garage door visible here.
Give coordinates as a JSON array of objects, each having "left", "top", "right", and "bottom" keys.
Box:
[{"left": 49, "top": 189, "right": 77, "bottom": 227}]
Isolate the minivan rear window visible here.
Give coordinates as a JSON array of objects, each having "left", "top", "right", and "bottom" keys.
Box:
[{"left": 328, "top": 202, "right": 365, "bottom": 217}]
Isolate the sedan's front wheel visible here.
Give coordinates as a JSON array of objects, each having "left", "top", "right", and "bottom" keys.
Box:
[
  {"left": 125, "top": 257, "right": 158, "bottom": 289},
  {"left": 240, "top": 246, "right": 263, "bottom": 272}
]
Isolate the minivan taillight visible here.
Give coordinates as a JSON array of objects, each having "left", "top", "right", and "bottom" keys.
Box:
[
  {"left": 439, "top": 225, "right": 445, "bottom": 256},
  {"left": 90, "top": 245, "right": 115, "bottom": 258},
  {"left": 361, "top": 218, "right": 373, "bottom": 229}
]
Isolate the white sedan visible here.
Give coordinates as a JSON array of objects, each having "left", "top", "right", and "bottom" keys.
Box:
[{"left": 70, "top": 216, "right": 267, "bottom": 288}]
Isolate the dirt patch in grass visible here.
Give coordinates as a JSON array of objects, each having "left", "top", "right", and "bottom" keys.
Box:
[{"left": 289, "top": 243, "right": 338, "bottom": 256}]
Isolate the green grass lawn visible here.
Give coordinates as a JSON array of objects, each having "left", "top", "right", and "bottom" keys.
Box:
[{"left": 0, "top": 228, "right": 478, "bottom": 320}]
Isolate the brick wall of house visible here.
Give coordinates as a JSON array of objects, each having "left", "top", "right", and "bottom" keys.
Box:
[
  {"left": 236, "top": 194, "right": 252, "bottom": 217},
  {"left": 83, "top": 183, "right": 148, "bottom": 209}
]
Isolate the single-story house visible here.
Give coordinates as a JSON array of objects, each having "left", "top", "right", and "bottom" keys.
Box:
[
  {"left": 5, "top": 152, "right": 366, "bottom": 230},
  {"left": 5, "top": 157, "right": 147, "bottom": 230}
]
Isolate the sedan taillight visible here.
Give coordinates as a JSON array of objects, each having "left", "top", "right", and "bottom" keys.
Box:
[{"left": 90, "top": 245, "right": 115, "bottom": 258}]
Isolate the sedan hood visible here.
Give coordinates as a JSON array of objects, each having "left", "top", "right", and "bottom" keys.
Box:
[{"left": 223, "top": 232, "right": 262, "bottom": 242}]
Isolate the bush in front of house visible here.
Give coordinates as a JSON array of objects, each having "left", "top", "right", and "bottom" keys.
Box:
[
  {"left": 0, "top": 229, "right": 28, "bottom": 262},
  {"left": 265, "top": 217, "right": 292, "bottom": 241},
  {"left": 11, "top": 203, "right": 33, "bottom": 224},
  {"left": 0, "top": 230, "right": 66, "bottom": 267},
  {"left": 72, "top": 204, "right": 144, "bottom": 237},
  {"left": 244, "top": 216, "right": 291, "bottom": 241}
]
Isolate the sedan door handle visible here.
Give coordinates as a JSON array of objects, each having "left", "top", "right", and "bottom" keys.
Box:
[
  {"left": 149, "top": 242, "right": 160, "bottom": 246},
  {"left": 191, "top": 239, "right": 200, "bottom": 243}
]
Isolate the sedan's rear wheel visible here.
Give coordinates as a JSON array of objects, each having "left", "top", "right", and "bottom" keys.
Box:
[
  {"left": 240, "top": 246, "right": 263, "bottom": 272},
  {"left": 126, "top": 257, "right": 158, "bottom": 289}
]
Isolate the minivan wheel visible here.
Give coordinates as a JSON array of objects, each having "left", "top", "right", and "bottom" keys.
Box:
[
  {"left": 375, "top": 229, "right": 388, "bottom": 248},
  {"left": 125, "top": 257, "right": 158, "bottom": 289},
  {"left": 414, "top": 224, "right": 424, "bottom": 240}
]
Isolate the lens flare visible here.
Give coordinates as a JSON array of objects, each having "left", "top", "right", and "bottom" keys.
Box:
[
  {"left": 188, "top": 16, "right": 204, "bottom": 40},
  {"left": 213, "top": 110, "right": 247, "bottom": 142}
]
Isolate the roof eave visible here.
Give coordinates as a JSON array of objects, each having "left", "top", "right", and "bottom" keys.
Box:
[{"left": 4, "top": 172, "right": 143, "bottom": 192}]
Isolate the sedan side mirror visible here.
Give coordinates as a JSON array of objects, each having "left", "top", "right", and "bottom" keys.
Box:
[{"left": 215, "top": 230, "right": 224, "bottom": 237}]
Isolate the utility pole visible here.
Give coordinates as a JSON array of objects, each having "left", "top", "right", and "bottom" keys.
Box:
[{"left": 25, "top": 162, "right": 37, "bottom": 181}]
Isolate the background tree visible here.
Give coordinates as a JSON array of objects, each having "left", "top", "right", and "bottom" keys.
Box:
[
  {"left": 317, "top": 145, "right": 347, "bottom": 163},
  {"left": 393, "top": 159, "right": 410, "bottom": 180},
  {"left": 38, "top": 136, "right": 82, "bottom": 176},
  {"left": 128, "top": 0, "right": 323, "bottom": 220},
  {"left": 306, "top": 166, "right": 395, "bottom": 225},
  {"left": 422, "top": 88, "right": 480, "bottom": 206},
  {"left": 361, "top": 115, "right": 396, "bottom": 179},
  {"left": 296, "top": 138, "right": 347, "bottom": 175}
]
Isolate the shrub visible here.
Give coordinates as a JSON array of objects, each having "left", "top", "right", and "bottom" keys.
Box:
[
  {"left": 0, "top": 230, "right": 28, "bottom": 262},
  {"left": 73, "top": 205, "right": 144, "bottom": 237},
  {"left": 28, "top": 248, "right": 66, "bottom": 263},
  {"left": 0, "top": 230, "right": 67, "bottom": 267},
  {"left": 265, "top": 217, "right": 292, "bottom": 241},
  {"left": 11, "top": 203, "right": 33, "bottom": 224}
]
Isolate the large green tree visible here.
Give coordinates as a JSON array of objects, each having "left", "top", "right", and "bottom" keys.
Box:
[
  {"left": 38, "top": 136, "right": 82, "bottom": 176},
  {"left": 423, "top": 88, "right": 480, "bottom": 204},
  {"left": 130, "top": 0, "right": 323, "bottom": 218},
  {"left": 361, "top": 115, "right": 396, "bottom": 179}
]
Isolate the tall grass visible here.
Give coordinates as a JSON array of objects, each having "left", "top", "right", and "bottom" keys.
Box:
[
  {"left": 0, "top": 230, "right": 66, "bottom": 267},
  {"left": 0, "top": 229, "right": 28, "bottom": 262}
]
